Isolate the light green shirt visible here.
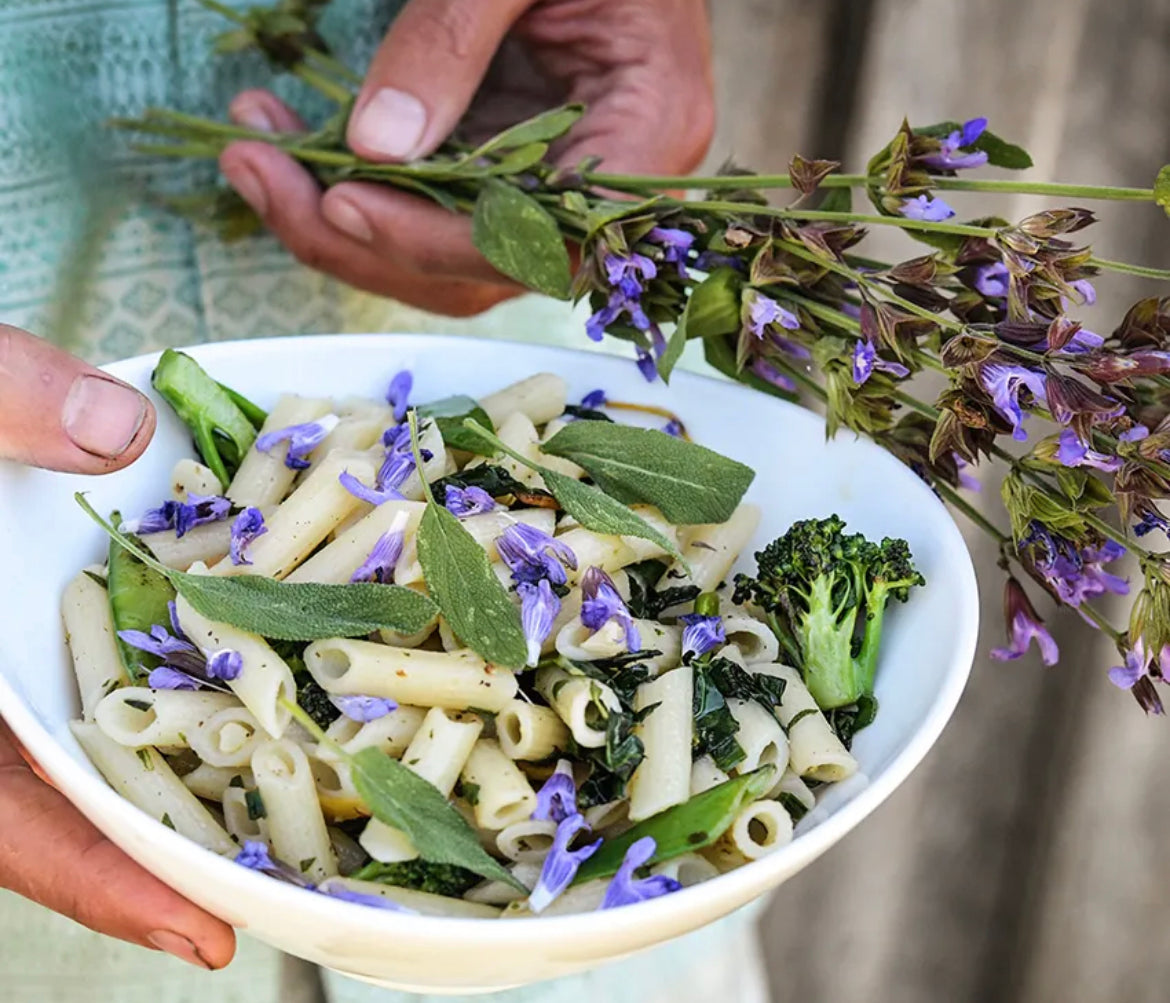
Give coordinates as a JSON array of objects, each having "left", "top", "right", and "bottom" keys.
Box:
[{"left": 0, "top": 2, "right": 761, "bottom": 999}]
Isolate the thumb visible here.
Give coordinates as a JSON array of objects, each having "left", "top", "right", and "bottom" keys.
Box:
[
  {"left": 0, "top": 724, "right": 234, "bottom": 968},
  {"left": 347, "top": 0, "right": 531, "bottom": 162},
  {"left": 0, "top": 325, "right": 154, "bottom": 473}
]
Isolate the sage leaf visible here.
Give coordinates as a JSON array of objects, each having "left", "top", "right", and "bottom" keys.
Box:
[
  {"left": 77, "top": 495, "right": 437, "bottom": 639},
  {"left": 540, "top": 422, "right": 756, "bottom": 524},
  {"left": 348, "top": 748, "right": 523, "bottom": 889},
  {"left": 459, "top": 420, "right": 684, "bottom": 563},
  {"left": 415, "top": 499, "right": 529, "bottom": 668},
  {"left": 540, "top": 468, "right": 683, "bottom": 562},
  {"left": 657, "top": 300, "right": 689, "bottom": 385},
  {"left": 418, "top": 395, "right": 496, "bottom": 455},
  {"left": 466, "top": 104, "right": 584, "bottom": 158},
  {"left": 483, "top": 142, "right": 550, "bottom": 176},
  {"left": 915, "top": 120, "right": 1032, "bottom": 170},
  {"left": 702, "top": 335, "right": 795, "bottom": 402},
  {"left": 573, "top": 767, "right": 775, "bottom": 883},
  {"left": 472, "top": 179, "right": 572, "bottom": 299},
  {"left": 685, "top": 268, "right": 743, "bottom": 341},
  {"left": 1156, "top": 165, "right": 1170, "bottom": 218}
]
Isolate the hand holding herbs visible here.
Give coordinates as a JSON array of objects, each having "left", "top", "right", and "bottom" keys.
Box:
[
  {"left": 64, "top": 351, "right": 911, "bottom": 917},
  {"left": 120, "top": 0, "right": 1170, "bottom": 714},
  {"left": 209, "top": 0, "right": 712, "bottom": 313}
]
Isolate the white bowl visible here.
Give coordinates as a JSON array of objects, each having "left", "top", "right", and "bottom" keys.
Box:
[{"left": 0, "top": 334, "right": 978, "bottom": 993}]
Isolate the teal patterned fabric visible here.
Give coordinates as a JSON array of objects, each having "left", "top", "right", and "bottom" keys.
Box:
[{"left": 0, "top": 1, "right": 758, "bottom": 999}]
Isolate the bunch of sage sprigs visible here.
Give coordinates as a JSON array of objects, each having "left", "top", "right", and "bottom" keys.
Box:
[{"left": 117, "top": 0, "right": 1170, "bottom": 714}]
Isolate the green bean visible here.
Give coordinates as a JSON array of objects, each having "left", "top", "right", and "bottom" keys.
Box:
[
  {"left": 108, "top": 512, "right": 176, "bottom": 682},
  {"left": 151, "top": 349, "right": 259, "bottom": 490},
  {"left": 573, "top": 766, "right": 775, "bottom": 883}
]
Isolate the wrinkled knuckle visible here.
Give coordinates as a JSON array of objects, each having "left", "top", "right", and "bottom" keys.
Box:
[{"left": 405, "top": 0, "right": 480, "bottom": 61}]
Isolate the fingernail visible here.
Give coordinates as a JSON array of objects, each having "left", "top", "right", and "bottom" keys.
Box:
[
  {"left": 323, "top": 197, "right": 373, "bottom": 244},
  {"left": 225, "top": 163, "right": 268, "bottom": 216},
  {"left": 147, "top": 930, "right": 213, "bottom": 970},
  {"left": 349, "top": 88, "right": 427, "bottom": 160},
  {"left": 63, "top": 375, "right": 148, "bottom": 460},
  {"left": 233, "top": 101, "right": 276, "bottom": 133}
]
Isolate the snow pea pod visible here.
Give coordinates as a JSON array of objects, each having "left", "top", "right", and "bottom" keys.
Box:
[
  {"left": 108, "top": 512, "right": 176, "bottom": 682},
  {"left": 573, "top": 766, "right": 775, "bottom": 883},
  {"left": 152, "top": 349, "right": 259, "bottom": 489}
]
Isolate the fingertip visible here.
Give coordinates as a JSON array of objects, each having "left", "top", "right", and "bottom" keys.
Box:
[{"left": 228, "top": 90, "right": 306, "bottom": 134}]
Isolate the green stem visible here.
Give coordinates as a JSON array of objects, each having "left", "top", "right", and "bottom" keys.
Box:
[
  {"left": 1087, "top": 256, "right": 1170, "bottom": 281},
  {"left": 1076, "top": 602, "right": 1124, "bottom": 642},
  {"left": 406, "top": 410, "right": 436, "bottom": 505},
  {"left": 686, "top": 201, "right": 992, "bottom": 238},
  {"left": 303, "top": 48, "right": 362, "bottom": 87},
  {"left": 585, "top": 171, "right": 1155, "bottom": 202},
  {"left": 293, "top": 64, "right": 354, "bottom": 104}
]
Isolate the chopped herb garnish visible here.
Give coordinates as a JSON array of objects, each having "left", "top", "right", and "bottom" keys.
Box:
[
  {"left": 83, "top": 570, "right": 109, "bottom": 589},
  {"left": 461, "top": 782, "right": 481, "bottom": 807},
  {"left": 624, "top": 559, "right": 700, "bottom": 620},
  {"left": 161, "top": 813, "right": 175, "bottom": 830},
  {"left": 349, "top": 859, "right": 481, "bottom": 897},
  {"left": 825, "top": 694, "right": 879, "bottom": 750},
  {"left": 228, "top": 774, "right": 246, "bottom": 788},
  {"left": 777, "top": 792, "right": 810, "bottom": 822},
  {"left": 245, "top": 789, "right": 267, "bottom": 820},
  {"left": 692, "top": 662, "right": 745, "bottom": 771},
  {"left": 787, "top": 707, "right": 817, "bottom": 729},
  {"left": 299, "top": 857, "right": 316, "bottom": 873},
  {"left": 124, "top": 699, "right": 154, "bottom": 712},
  {"left": 136, "top": 749, "right": 155, "bottom": 771},
  {"left": 561, "top": 404, "right": 615, "bottom": 423}
]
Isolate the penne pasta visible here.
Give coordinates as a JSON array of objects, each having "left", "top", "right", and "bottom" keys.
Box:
[
  {"left": 228, "top": 395, "right": 332, "bottom": 507},
  {"left": 252, "top": 739, "right": 338, "bottom": 883},
  {"left": 94, "top": 687, "right": 239, "bottom": 749},
  {"left": 478, "top": 373, "right": 567, "bottom": 429},
  {"left": 753, "top": 663, "right": 858, "bottom": 782},
  {"left": 62, "top": 570, "right": 124, "bottom": 720},
  {"left": 627, "top": 666, "right": 693, "bottom": 821},
  {"left": 170, "top": 458, "right": 222, "bottom": 500},
  {"left": 534, "top": 667, "right": 621, "bottom": 749},
  {"left": 496, "top": 700, "right": 570, "bottom": 761},
  {"left": 459, "top": 739, "right": 538, "bottom": 830},
  {"left": 303, "top": 640, "right": 518, "bottom": 712}
]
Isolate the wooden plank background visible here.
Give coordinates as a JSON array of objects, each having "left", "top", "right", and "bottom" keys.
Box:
[{"left": 277, "top": 3, "right": 1170, "bottom": 1000}]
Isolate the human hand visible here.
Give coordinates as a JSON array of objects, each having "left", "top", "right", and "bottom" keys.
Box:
[
  {"left": 219, "top": 0, "right": 714, "bottom": 315},
  {"left": 0, "top": 326, "right": 234, "bottom": 967}
]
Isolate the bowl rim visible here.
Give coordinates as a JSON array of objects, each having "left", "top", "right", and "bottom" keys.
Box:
[{"left": 0, "top": 332, "right": 980, "bottom": 942}]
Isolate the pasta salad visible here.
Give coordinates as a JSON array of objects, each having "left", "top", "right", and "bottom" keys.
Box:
[{"left": 64, "top": 350, "right": 921, "bottom": 917}]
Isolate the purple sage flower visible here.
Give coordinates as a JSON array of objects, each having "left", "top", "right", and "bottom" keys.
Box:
[
  {"left": 1021, "top": 523, "right": 1128, "bottom": 609},
  {"left": 635, "top": 345, "right": 659, "bottom": 382},
  {"left": 580, "top": 567, "right": 640, "bottom": 651},
  {"left": 1120, "top": 425, "right": 1151, "bottom": 443},
  {"left": 747, "top": 293, "right": 800, "bottom": 339},
  {"left": 230, "top": 507, "right": 267, "bottom": 566},
  {"left": 1055, "top": 428, "right": 1122, "bottom": 473},
  {"left": 680, "top": 613, "right": 725, "bottom": 660},
  {"left": 979, "top": 363, "right": 1048, "bottom": 441},
  {"left": 1068, "top": 278, "right": 1097, "bottom": 306},
  {"left": 255, "top": 415, "right": 340, "bottom": 470},
  {"left": 599, "top": 837, "right": 681, "bottom": 910},
  {"left": 662, "top": 419, "right": 684, "bottom": 437},
  {"left": 580, "top": 389, "right": 607, "bottom": 410},
  {"left": 385, "top": 370, "right": 412, "bottom": 424},
  {"left": 206, "top": 648, "right": 244, "bottom": 681},
  {"left": 350, "top": 527, "right": 406, "bottom": 584},
  {"left": 954, "top": 453, "right": 980, "bottom": 492},
  {"left": 518, "top": 578, "right": 560, "bottom": 667},
  {"left": 528, "top": 813, "right": 602, "bottom": 914},
  {"left": 973, "top": 261, "right": 1009, "bottom": 298},
  {"left": 445, "top": 485, "right": 498, "bottom": 518},
  {"left": 989, "top": 578, "right": 1058, "bottom": 666},
  {"left": 378, "top": 423, "right": 429, "bottom": 495},
  {"left": 498, "top": 523, "right": 578, "bottom": 586},
  {"left": 586, "top": 251, "right": 657, "bottom": 343},
  {"left": 339, "top": 470, "right": 403, "bottom": 507},
  {"left": 1107, "top": 639, "right": 1170, "bottom": 715},
  {"left": 851, "top": 340, "right": 910, "bottom": 385},
  {"left": 233, "top": 840, "right": 316, "bottom": 888},
  {"left": 329, "top": 694, "right": 398, "bottom": 722},
  {"left": 899, "top": 195, "right": 955, "bottom": 222},
  {"left": 750, "top": 358, "right": 797, "bottom": 394},
  {"left": 123, "top": 493, "right": 232, "bottom": 539},
  {"left": 919, "top": 117, "right": 989, "bottom": 170},
  {"left": 147, "top": 665, "right": 202, "bottom": 691},
  {"left": 1133, "top": 500, "right": 1169, "bottom": 538},
  {"left": 532, "top": 760, "right": 577, "bottom": 824},
  {"left": 648, "top": 226, "right": 695, "bottom": 277}
]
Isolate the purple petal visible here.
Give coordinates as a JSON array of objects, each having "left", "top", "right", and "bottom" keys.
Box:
[
  {"left": 256, "top": 416, "right": 340, "bottom": 470},
  {"left": 979, "top": 363, "right": 1048, "bottom": 441},
  {"left": 329, "top": 694, "right": 398, "bottom": 722},
  {"left": 973, "top": 262, "right": 1009, "bottom": 298},
  {"left": 498, "top": 523, "right": 577, "bottom": 586},
  {"left": 528, "top": 813, "right": 602, "bottom": 913},
  {"left": 206, "top": 648, "right": 244, "bottom": 681},
  {"left": 518, "top": 579, "right": 560, "bottom": 667},
  {"left": 386, "top": 370, "right": 413, "bottom": 424},
  {"left": 321, "top": 884, "right": 415, "bottom": 912},
  {"left": 1120, "top": 425, "right": 1151, "bottom": 443},
  {"left": 899, "top": 195, "right": 956, "bottom": 222},
  {"left": 350, "top": 529, "right": 405, "bottom": 584},
  {"left": 235, "top": 840, "right": 276, "bottom": 872},
  {"left": 662, "top": 419, "right": 684, "bottom": 437},
  {"left": 444, "top": 485, "right": 498, "bottom": 518},
  {"left": 532, "top": 760, "right": 577, "bottom": 824},
  {"left": 635, "top": 346, "right": 658, "bottom": 382},
  {"left": 147, "top": 665, "right": 202, "bottom": 691},
  {"left": 339, "top": 470, "right": 402, "bottom": 507},
  {"left": 230, "top": 507, "right": 267, "bottom": 566},
  {"left": 750, "top": 358, "right": 796, "bottom": 393},
  {"left": 680, "top": 613, "right": 725, "bottom": 660},
  {"left": 600, "top": 837, "right": 681, "bottom": 909},
  {"left": 580, "top": 389, "right": 607, "bottom": 410},
  {"left": 581, "top": 567, "right": 640, "bottom": 651},
  {"left": 852, "top": 340, "right": 875, "bottom": 385},
  {"left": 961, "top": 116, "right": 988, "bottom": 146}
]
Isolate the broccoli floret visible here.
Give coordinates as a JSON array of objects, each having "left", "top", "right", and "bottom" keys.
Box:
[
  {"left": 349, "top": 859, "right": 481, "bottom": 897},
  {"left": 732, "top": 515, "right": 923, "bottom": 710}
]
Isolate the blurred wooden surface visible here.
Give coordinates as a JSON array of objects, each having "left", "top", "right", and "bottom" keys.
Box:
[{"left": 734, "top": 2, "right": 1170, "bottom": 1002}]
